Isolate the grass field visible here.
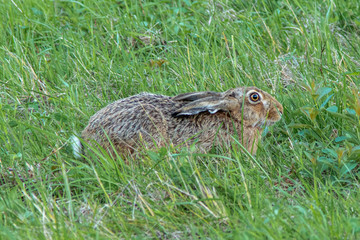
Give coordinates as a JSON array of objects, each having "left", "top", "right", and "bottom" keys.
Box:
[{"left": 0, "top": 0, "right": 360, "bottom": 239}]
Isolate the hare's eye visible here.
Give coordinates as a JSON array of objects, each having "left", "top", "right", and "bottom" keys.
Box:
[{"left": 249, "top": 92, "right": 261, "bottom": 102}]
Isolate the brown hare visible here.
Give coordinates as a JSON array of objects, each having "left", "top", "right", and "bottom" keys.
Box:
[{"left": 76, "top": 86, "right": 283, "bottom": 157}]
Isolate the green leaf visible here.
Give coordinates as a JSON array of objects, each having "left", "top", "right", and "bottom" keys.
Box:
[
  {"left": 340, "top": 162, "right": 358, "bottom": 177},
  {"left": 316, "top": 87, "right": 332, "bottom": 100},
  {"left": 352, "top": 145, "right": 360, "bottom": 152},
  {"left": 147, "top": 151, "right": 160, "bottom": 161},
  {"left": 320, "top": 94, "right": 334, "bottom": 109},
  {"left": 318, "top": 156, "right": 334, "bottom": 164},
  {"left": 350, "top": 218, "right": 360, "bottom": 233},
  {"left": 349, "top": 146, "right": 360, "bottom": 161},
  {"left": 322, "top": 148, "right": 337, "bottom": 158},
  {"left": 334, "top": 136, "right": 347, "bottom": 142},
  {"left": 346, "top": 108, "right": 356, "bottom": 115},
  {"left": 326, "top": 106, "right": 338, "bottom": 113}
]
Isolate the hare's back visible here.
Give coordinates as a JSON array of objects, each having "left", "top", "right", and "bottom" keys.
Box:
[{"left": 82, "top": 93, "right": 180, "bottom": 140}]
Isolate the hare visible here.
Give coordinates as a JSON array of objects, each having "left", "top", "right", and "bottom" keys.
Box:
[{"left": 78, "top": 86, "right": 283, "bottom": 157}]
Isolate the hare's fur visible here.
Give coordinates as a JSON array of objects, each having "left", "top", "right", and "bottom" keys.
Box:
[{"left": 81, "top": 87, "right": 283, "bottom": 156}]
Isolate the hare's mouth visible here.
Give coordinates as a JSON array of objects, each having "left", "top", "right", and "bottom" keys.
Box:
[
  {"left": 265, "top": 118, "right": 282, "bottom": 126},
  {"left": 266, "top": 121, "right": 276, "bottom": 127},
  {"left": 252, "top": 120, "right": 278, "bottom": 128},
  {"left": 252, "top": 120, "right": 265, "bottom": 128}
]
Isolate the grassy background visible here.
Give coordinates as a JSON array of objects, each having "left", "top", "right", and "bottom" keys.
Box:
[{"left": 0, "top": 0, "right": 360, "bottom": 239}]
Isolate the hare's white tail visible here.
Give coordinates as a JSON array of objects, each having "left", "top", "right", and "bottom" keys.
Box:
[{"left": 70, "top": 135, "right": 82, "bottom": 159}]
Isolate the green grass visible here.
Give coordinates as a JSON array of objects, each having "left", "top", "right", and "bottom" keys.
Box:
[{"left": 0, "top": 0, "right": 360, "bottom": 239}]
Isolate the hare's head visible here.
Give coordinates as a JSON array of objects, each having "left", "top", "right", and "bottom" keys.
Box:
[
  {"left": 172, "top": 86, "right": 283, "bottom": 128},
  {"left": 225, "top": 87, "right": 283, "bottom": 127}
]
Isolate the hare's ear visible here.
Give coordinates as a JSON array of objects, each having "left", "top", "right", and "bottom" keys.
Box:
[
  {"left": 172, "top": 97, "right": 239, "bottom": 117},
  {"left": 172, "top": 91, "right": 222, "bottom": 102}
]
